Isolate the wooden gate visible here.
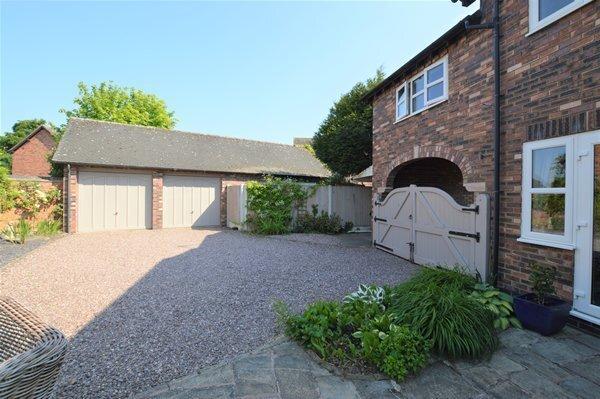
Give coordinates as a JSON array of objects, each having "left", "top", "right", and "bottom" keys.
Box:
[{"left": 373, "top": 185, "right": 489, "bottom": 280}]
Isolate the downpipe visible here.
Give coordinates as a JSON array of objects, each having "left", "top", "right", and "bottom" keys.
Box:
[{"left": 466, "top": 0, "right": 500, "bottom": 284}]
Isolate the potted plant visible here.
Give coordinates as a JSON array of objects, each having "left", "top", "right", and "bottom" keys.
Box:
[{"left": 513, "top": 263, "right": 571, "bottom": 335}]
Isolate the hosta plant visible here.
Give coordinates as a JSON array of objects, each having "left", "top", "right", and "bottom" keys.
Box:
[
  {"left": 343, "top": 284, "right": 387, "bottom": 310},
  {"left": 470, "top": 283, "right": 522, "bottom": 330}
]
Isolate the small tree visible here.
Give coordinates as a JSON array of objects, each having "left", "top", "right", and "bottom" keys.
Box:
[
  {"left": 312, "top": 69, "right": 384, "bottom": 177},
  {"left": 61, "top": 82, "right": 176, "bottom": 129}
]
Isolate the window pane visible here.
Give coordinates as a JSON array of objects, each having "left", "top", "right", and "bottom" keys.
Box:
[
  {"left": 427, "top": 64, "right": 444, "bottom": 83},
  {"left": 532, "top": 146, "right": 566, "bottom": 188},
  {"left": 397, "top": 100, "right": 407, "bottom": 118},
  {"left": 427, "top": 82, "right": 444, "bottom": 101},
  {"left": 531, "top": 194, "right": 565, "bottom": 235},
  {"left": 412, "top": 75, "right": 424, "bottom": 93},
  {"left": 412, "top": 93, "right": 425, "bottom": 112},
  {"left": 539, "top": 0, "right": 574, "bottom": 20}
]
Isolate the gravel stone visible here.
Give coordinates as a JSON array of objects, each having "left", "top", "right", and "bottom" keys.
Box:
[
  {"left": 0, "top": 228, "right": 417, "bottom": 398},
  {"left": 0, "top": 236, "right": 56, "bottom": 268}
]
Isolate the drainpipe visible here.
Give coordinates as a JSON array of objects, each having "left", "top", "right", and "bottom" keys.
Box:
[
  {"left": 66, "top": 164, "right": 71, "bottom": 233},
  {"left": 465, "top": 0, "right": 500, "bottom": 284}
]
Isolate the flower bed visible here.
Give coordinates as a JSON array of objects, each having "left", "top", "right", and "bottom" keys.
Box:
[{"left": 275, "top": 267, "right": 521, "bottom": 382}]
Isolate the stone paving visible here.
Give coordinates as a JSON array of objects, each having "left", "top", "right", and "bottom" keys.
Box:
[{"left": 136, "top": 326, "right": 600, "bottom": 399}]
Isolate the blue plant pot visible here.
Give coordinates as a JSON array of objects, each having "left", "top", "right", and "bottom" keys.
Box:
[{"left": 513, "top": 293, "right": 571, "bottom": 336}]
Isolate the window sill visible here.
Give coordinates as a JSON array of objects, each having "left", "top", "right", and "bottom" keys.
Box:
[
  {"left": 527, "top": 0, "right": 593, "bottom": 37},
  {"left": 394, "top": 98, "right": 448, "bottom": 124},
  {"left": 517, "top": 236, "right": 576, "bottom": 250}
]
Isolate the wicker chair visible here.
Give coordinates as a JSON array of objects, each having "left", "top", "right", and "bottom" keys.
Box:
[{"left": 0, "top": 297, "right": 68, "bottom": 399}]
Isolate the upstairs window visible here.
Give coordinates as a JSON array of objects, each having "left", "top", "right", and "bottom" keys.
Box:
[
  {"left": 395, "top": 57, "right": 448, "bottom": 121},
  {"left": 529, "top": 0, "right": 593, "bottom": 34}
]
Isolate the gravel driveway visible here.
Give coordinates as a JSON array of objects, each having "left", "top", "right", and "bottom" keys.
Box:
[{"left": 0, "top": 229, "right": 417, "bottom": 398}]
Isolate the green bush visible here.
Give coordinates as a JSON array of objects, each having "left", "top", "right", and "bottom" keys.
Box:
[
  {"left": 0, "top": 167, "right": 18, "bottom": 212},
  {"left": 280, "top": 300, "right": 345, "bottom": 359},
  {"left": 294, "top": 204, "right": 353, "bottom": 234},
  {"left": 1, "top": 219, "right": 32, "bottom": 244},
  {"left": 36, "top": 219, "right": 62, "bottom": 236},
  {"left": 354, "top": 323, "right": 429, "bottom": 381},
  {"left": 404, "top": 266, "right": 477, "bottom": 293},
  {"left": 530, "top": 263, "right": 557, "bottom": 304},
  {"left": 470, "top": 283, "right": 522, "bottom": 330},
  {"left": 246, "top": 176, "right": 308, "bottom": 235},
  {"left": 390, "top": 270, "right": 498, "bottom": 358}
]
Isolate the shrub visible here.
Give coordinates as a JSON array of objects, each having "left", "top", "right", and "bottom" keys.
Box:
[
  {"left": 246, "top": 176, "right": 308, "bottom": 235},
  {"left": 530, "top": 263, "right": 557, "bottom": 304},
  {"left": 2, "top": 219, "right": 32, "bottom": 244},
  {"left": 0, "top": 167, "right": 18, "bottom": 212},
  {"left": 405, "top": 266, "right": 477, "bottom": 293},
  {"left": 354, "top": 323, "right": 429, "bottom": 381},
  {"left": 36, "top": 220, "right": 62, "bottom": 236},
  {"left": 343, "top": 284, "right": 387, "bottom": 310},
  {"left": 282, "top": 301, "right": 345, "bottom": 359},
  {"left": 470, "top": 283, "right": 522, "bottom": 330},
  {"left": 294, "top": 204, "right": 353, "bottom": 234},
  {"left": 391, "top": 277, "right": 498, "bottom": 358}
]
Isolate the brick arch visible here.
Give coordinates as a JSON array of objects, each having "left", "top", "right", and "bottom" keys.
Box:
[{"left": 384, "top": 146, "right": 476, "bottom": 188}]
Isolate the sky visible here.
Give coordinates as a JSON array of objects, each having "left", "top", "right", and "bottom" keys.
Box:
[{"left": 0, "top": 0, "right": 478, "bottom": 144}]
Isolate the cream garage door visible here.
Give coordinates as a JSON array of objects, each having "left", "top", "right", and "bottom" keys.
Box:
[
  {"left": 78, "top": 171, "right": 152, "bottom": 232},
  {"left": 163, "top": 175, "right": 220, "bottom": 228}
]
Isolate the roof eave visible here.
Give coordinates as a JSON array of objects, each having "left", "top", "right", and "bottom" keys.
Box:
[
  {"left": 8, "top": 124, "right": 55, "bottom": 153},
  {"left": 363, "top": 10, "right": 482, "bottom": 103}
]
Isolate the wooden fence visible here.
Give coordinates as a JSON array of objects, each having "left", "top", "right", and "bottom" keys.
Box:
[{"left": 226, "top": 183, "right": 372, "bottom": 231}]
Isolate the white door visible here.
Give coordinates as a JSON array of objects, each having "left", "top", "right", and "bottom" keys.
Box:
[
  {"left": 78, "top": 171, "right": 152, "bottom": 232},
  {"left": 573, "top": 131, "right": 600, "bottom": 321},
  {"left": 163, "top": 175, "right": 220, "bottom": 228},
  {"left": 374, "top": 185, "right": 489, "bottom": 280}
]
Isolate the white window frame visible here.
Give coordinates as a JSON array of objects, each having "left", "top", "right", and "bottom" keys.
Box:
[
  {"left": 528, "top": 0, "right": 594, "bottom": 36},
  {"left": 395, "top": 83, "right": 408, "bottom": 120},
  {"left": 518, "top": 136, "right": 575, "bottom": 250},
  {"left": 395, "top": 56, "right": 448, "bottom": 123}
]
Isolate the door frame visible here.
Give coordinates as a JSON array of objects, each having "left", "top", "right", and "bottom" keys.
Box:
[{"left": 572, "top": 129, "right": 600, "bottom": 323}]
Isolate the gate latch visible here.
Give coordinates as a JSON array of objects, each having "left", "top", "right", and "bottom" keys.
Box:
[{"left": 448, "top": 231, "right": 481, "bottom": 243}]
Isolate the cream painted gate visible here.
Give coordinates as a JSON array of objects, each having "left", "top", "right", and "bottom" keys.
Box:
[
  {"left": 78, "top": 171, "right": 152, "bottom": 232},
  {"left": 373, "top": 185, "right": 489, "bottom": 280},
  {"left": 163, "top": 175, "right": 220, "bottom": 228}
]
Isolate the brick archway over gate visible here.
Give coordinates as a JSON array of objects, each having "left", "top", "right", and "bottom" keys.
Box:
[{"left": 384, "top": 146, "right": 478, "bottom": 189}]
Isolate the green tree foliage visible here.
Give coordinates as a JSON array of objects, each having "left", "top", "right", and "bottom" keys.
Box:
[
  {"left": 0, "top": 149, "right": 11, "bottom": 169},
  {"left": 312, "top": 69, "right": 384, "bottom": 177},
  {"left": 61, "top": 82, "right": 176, "bottom": 129},
  {"left": 0, "top": 119, "right": 56, "bottom": 152}
]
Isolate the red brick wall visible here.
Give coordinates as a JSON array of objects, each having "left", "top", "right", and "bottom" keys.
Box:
[
  {"left": 0, "top": 178, "right": 62, "bottom": 230},
  {"left": 371, "top": 1, "right": 599, "bottom": 300},
  {"left": 11, "top": 128, "right": 56, "bottom": 177},
  {"left": 497, "top": 0, "right": 600, "bottom": 300},
  {"left": 371, "top": 28, "right": 494, "bottom": 198}
]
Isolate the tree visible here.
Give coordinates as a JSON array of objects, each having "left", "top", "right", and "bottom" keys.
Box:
[
  {"left": 0, "top": 119, "right": 55, "bottom": 152},
  {"left": 312, "top": 69, "right": 385, "bottom": 177},
  {"left": 61, "top": 82, "right": 176, "bottom": 129}
]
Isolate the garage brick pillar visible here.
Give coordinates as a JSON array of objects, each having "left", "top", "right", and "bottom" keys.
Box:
[
  {"left": 152, "top": 172, "right": 164, "bottom": 229},
  {"left": 63, "top": 165, "right": 78, "bottom": 233}
]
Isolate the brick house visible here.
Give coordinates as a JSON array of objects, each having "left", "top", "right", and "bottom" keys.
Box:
[
  {"left": 52, "top": 118, "right": 329, "bottom": 233},
  {"left": 366, "top": 0, "right": 599, "bottom": 328},
  {"left": 8, "top": 125, "right": 57, "bottom": 177}
]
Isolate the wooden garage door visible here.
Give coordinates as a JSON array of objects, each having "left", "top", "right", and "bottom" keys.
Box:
[
  {"left": 78, "top": 171, "right": 152, "bottom": 232},
  {"left": 163, "top": 175, "right": 220, "bottom": 228}
]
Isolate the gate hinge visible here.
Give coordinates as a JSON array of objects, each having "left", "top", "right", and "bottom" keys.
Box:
[
  {"left": 374, "top": 217, "right": 387, "bottom": 222},
  {"left": 461, "top": 205, "right": 479, "bottom": 214},
  {"left": 449, "top": 230, "right": 480, "bottom": 243}
]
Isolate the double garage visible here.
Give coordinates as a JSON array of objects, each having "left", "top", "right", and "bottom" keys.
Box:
[
  {"left": 53, "top": 118, "right": 329, "bottom": 233},
  {"left": 77, "top": 171, "right": 220, "bottom": 232}
]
